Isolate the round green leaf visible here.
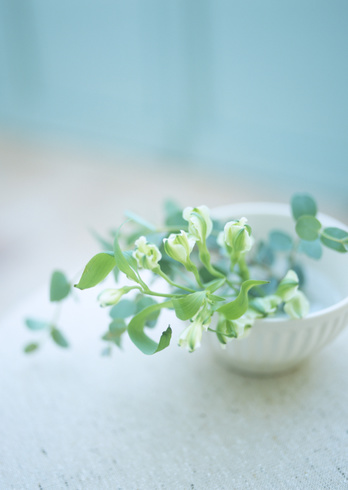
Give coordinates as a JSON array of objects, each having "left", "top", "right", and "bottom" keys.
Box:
[
  {"left": 50, "top": 271, "right": 71, "bottom": 302},
  {"left": 109, "top": 299, "right": 136, "bottom": 319},
  {"left": 295, "top": 216, "right": 321, "bottom": 241},
  {"left": 101, "top": 345, "right": 112, "bottom": 356},
  {"left": 269, "top": 230, "right": 293, "bottom": 251},
  {"left": 254, "top": 241, "right": 274, "bottom": 267},
  {"left": 291, "top": 193, "right": 317, "bottom": 220},
  {"left": 25, "top": 318, "right": 49, "bottom": 331},
  {"left": 298, "top": 239, "right": 322, "bottom": 260},
  {"left": 109, "top": 318, "right": 127, "bottom": 334},
  {"left": 320, "top": 227, "right": 348, "bottom": 253}
]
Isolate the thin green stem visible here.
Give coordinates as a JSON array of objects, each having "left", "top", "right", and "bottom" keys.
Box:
[
  {"left": 198, "top": 240, "right": 225, "bottom": 279},
  {"left": 320, "top": 230, "right": 348, "bottom": 244},
  {"left": 238, "top": 255, "right": 250, "bottom": 281},
  {"left": 186, "top": 262, "right": 205, "bottom": 288},
  {"left": 142, "top": 289, "right": 183, "bottom": 299},
  {"left": 155, "top": 269, "right": 196, "bottom": 293}
]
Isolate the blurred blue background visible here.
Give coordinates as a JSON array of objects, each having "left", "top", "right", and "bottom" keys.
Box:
[{"left": 0, "top": 0, "right": 347, "bottom": 202}]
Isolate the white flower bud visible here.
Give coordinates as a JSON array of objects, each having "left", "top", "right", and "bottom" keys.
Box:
[
  {"left": 223, "top": 217, "right": 253, "bottom": 254},
  {"left": 133, "top": 236, "right": 162, "bottom": 270},
  {"left": 178, "top": 317, "right": 204, "bottom": 352},
  {"left": 183, "top": 205, "right": 213, "bottom": 242},
  {"left": 163, "top": 231, "right": 196, "bottom": 265},
  {"left": 276, "top": 270, "right": 299, "bottom": 302},
  {"left": 284, "top": 291, "right": 310, "bottom": 319},
  {"left": 98, "top": 288, "right": 126, "bottom": 307}
]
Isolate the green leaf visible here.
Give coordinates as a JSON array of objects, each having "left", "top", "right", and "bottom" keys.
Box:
[
  {"left": 109, "top": 318, "right": 127, "bottom": 334},
  {"left": 298, "top": 239, "right": 322, "bottom": 259},
  {"left": 24, "top": 342, "right": 39, "bottom": 353},
  {"left": 101, "top": 345, "right": 112, "bottom": 356},
  {"left": 51, "top": 328, "right": 69, "bottom": 348},
  {"left": 25, "top": 318, "right": 49, "bottom": 331},
  {"left": 109, "top": 299, "right": 136, "bottom": 319},
  {"left": 295, "top": 216, "right": 321, "bottom": 241},
  {"left": 172, "top": 291, "right": 206, "bottom": 321},
  {"left": 135, "top": 296, "right": 160, "bottom": 328},
  {"left": 102, "top": 331, "right": 121, "bottom": 343},
  {"left": 320, "top": 227, "right": 348, "bottom": 253},
  {"left": 50, "top": 270, "right": 71, "bottom": 302},
  {"left": 164, "top": 200, "right": 186, "bottom": 228},
  {"left": 164, "top": 199, "right": 181, "bottom": 218},
  {"left": 291, "top": 193, "right": 317, "bottom": 220},
  {"left": 102, "top": 318, "right": 127, "bottom": 348},
  {"left": 254, "top": 241, "right": 274, "bottom": 267},
  {"left": 112, "top": 266, "right": 120, "bottom": 282},
  {"left": 127, "top": 300, "right": 173, "bottom": 355},
  {"left": 113, "top": 230, "right": 141, "bottom": 283},
  {"left": 75, "top": 253, "right": 116, "bottom": 290},
  {"left": 209, "top": 294, "right": 226, "bottom": 302},
  {"left": 124, "top": 211, "right": 157, "bottom": 232},
  {"left": 217, "top": 280, "right": 268, "bottom": 320},
  {"left": 269, "top": 230, "right": 293, "bottom": 252},
  {"left": 123, "top": 250, "right": 139, "bottom": 270},
  {"left": 205, "top": 278, "right": 226, "bottom": 293}
]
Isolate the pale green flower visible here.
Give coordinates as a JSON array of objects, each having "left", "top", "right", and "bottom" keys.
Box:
[
  {"left": 231, "top": 315, "right": 254, "bottom": 338},
  {"left": 183, "top": 205, "right": 213, "bottom": 242},
  {"left": 179, "top": 305, "right": 212, "bottom": 352},
  {"left": 133, "top": 236, "right": 162, "bottom": 270},
  {"left": 98, "top": 288, "right": 126, "bottom": 307},
  {"left": 163, "top": 231, "right": 196, "bottom": 266},
  {"left": 223, "top": 217, "right": 253, "bottom": 254},
  {"left": 284, "top": 291, "right": 310, "bottom": 319},
  {"left": 217, "top": 314, "right": 254, "bottom": 346},
  {"left": 179, "top": 317, "right": 204, "bottom": 352},
  {"left": 249, "top": 295, "right": 281, "bottom": 317},
  {"left": 276, "top": 270, "right": 299, "bottom": 302}
]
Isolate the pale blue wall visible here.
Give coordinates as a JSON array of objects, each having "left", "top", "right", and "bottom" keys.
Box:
[{"left": 0, "top": 0, "right": 347, "bottom": 199}]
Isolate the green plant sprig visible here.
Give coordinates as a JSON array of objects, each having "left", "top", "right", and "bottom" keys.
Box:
[{"left": 24, "top": 194, "right": 347, "bottom": 355}]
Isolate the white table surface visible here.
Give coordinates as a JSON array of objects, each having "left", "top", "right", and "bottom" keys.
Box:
[
  {"left": 1, "top": 135, "right": 348, "bottom": 489},
  {"left": 1, "top": 283, "right": 348, "bottom": 490}
]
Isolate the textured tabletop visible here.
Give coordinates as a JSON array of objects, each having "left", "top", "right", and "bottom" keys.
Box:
[
  {"left": 1, "top": 137, "right": 348, "bottom": 489},
  {"left": 1, "top": 284, "right": 348, "bottom": 490}
]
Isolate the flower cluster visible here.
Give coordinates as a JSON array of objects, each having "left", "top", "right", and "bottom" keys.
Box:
[{"left": 95, "top": 205, "right": 309, "bottom": 353}]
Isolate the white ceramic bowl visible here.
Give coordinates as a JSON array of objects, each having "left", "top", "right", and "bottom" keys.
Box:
[{"left": 209, "top": 203, "right": 348, "bottom": 376}]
